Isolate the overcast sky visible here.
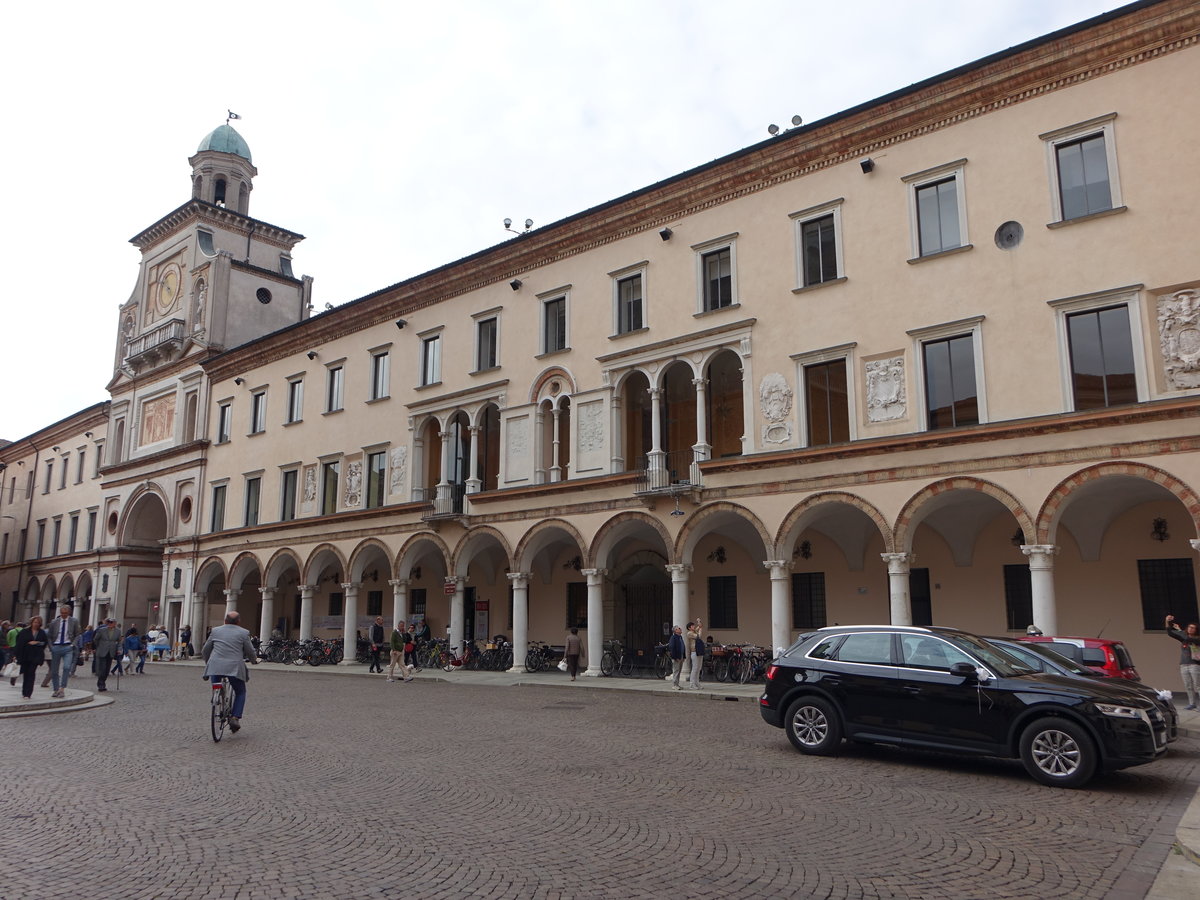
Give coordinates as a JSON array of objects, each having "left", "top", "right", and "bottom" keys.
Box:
[{"left": 0, "top": 0, "right": 1125, "bottom": 443}]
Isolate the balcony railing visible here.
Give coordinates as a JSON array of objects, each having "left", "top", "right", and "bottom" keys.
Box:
[
  {"left": 124, "top": 318, "right": 186, "bottom": 369},
  {"left": 633, "top": 448, "right": 703, "bottom": 494},
  {"left": 421, "top": 483, "right": 467, "bottom": 518}
]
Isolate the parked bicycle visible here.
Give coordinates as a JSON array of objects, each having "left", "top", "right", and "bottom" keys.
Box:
[
  {"left": 599, "top": 639, "right": 635, "bottom": 677},
  {"left": 524, "top": 640, "right": 563, "bottom": 673}
]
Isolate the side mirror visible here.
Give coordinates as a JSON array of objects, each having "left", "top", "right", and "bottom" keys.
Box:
[{"left": 949, "top": 662, "right": 978, "bottom": 681}]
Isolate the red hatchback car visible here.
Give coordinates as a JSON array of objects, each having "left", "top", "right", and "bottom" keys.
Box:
[{"left": 1016, "top": 634, "right": 1140, "bottom": 681}]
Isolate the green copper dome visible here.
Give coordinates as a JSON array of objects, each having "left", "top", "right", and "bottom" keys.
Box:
[{"left": 196, "top": 124, "right": 252, "bottom": 163}]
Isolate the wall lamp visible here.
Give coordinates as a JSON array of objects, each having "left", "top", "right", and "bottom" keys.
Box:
[
  {"left": 395, "top": 319, "right": 407, "bottom": 330},
  {"left": 860, "top": 158, "right": 875, "bottom": 174},
  {"left": 307, "top": 351, "right": 319, "bottom": 360},
  {"left": 659, "top": 227, "right": 673, "bottom": 241},
  {"left": 84, "top": 431, "right": 93, "bottom": 438},
  {"left": 510, "top": 279, "right": 522, "bottom": 291},
  {"left": 52, "top": 446, "right": 61, "bottom": 453},
  {"left": 234, "top": 377, "right": 245, "bottom": 386}
]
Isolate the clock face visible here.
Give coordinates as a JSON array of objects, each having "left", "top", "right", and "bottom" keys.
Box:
[{"left": 156, "top": 263, "right": 181, "bottom": 314}]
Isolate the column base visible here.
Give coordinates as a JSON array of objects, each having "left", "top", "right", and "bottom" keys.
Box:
[{"left": 582, "top": 667, "right": 602, "bottom": 678}]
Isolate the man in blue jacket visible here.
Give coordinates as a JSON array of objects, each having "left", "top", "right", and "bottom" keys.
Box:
[{"left": 668, "top": 625, "right": 686, "bottom": 691}]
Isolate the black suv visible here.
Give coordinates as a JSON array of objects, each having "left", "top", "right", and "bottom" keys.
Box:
[{"left": 760, "top": 625, "right": 1168, "bottom": 788}]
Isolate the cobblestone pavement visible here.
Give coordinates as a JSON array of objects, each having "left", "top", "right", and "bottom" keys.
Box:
[{"left": 7, "top": 666, "right": 1198, "bottom": 900}]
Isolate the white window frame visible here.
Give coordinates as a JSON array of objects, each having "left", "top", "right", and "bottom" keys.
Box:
[
  {"left": 1046, "top": 285, "right": 1147, "bottom": 411},
  {"left": 325, "top": 362, "right": 345, "bottom": 413},
  {"left": 210, "top": 481, "right": 228, "bottom": 532},
  {"left": 279, "top": 467, "right": 299, "bottom": 521},
  {"left": 692, "top": 234, "right": 739, "bottom": 314},
  {"left": 369, "top": 346, "right": 391, "bottom": 401},
  {"left": 1040, "top": 113, "right": 1122, "bottom": 224},
  {"left": 249, "top": 389, "right": 267, "bottom": 434},
  {"left": 609, "top": 261, "right": 648, "bottom": 336},
  {"left": 537, "top": 286, "right": 571, "bottom": 356},
  {"left": 472, "top": 308, "right": 501, "bottom": 373},
  {"left": 418, "top": 329, "right": 442, "bottom": 386},
  {"left": 216, "top": 402, "right": 232, "bottom": 443},
  {"left": 907, "top": 316, "right": 988, "bottom": 431},
  {"left": 244, "top": 473, "right": 262, "bottom": 527},
  {"left": 791, "top": 199, "right": 845, "bottom": 291},
  {"left": 790, "top": 343, "right": 858, "bottom": 446},
  {"left": 365, "top": 448, "right": 388, "bottom": 509},
  {"left": 903, "top": 160, "right": 969, "bottom": 261},
  {"left": 286, "top": 378, "right": 304, "bottom": 424}
]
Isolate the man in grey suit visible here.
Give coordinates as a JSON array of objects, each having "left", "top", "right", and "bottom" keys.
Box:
[
  {"left": 91, "top": 618, "right": 121, "bottom": 693},
  {"left": 202, "top": 611, "right": 257, "bottom": 733},
  {"left": 47, "top": 604, "right": 82, "bottom": 697}
]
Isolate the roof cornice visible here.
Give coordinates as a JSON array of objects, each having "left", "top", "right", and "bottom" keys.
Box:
[{"left": 129, "top": 200, "right": 305, "bottom": 251}]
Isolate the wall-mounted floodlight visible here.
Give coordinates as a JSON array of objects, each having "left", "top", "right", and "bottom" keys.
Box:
[
  {"left": 395, "top": 319, "right": 407, "bottom": 330},
  {"left": 307, "top": 351, "right": 319, "bottom": 360},
  {"left": 510, "top": 279, "right": 522, "bottom": 291},
  {"left": 659, "top": 227, "right": 673, "bottom": 241},
  {"left": 860, "top": 158, "right": 875, "bottom": 174},
  {"left": 234, "top": 377, "right": 245, "bottom": 386}
]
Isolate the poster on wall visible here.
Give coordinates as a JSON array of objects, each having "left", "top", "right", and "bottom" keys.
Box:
[{"left": 474, "top": 600, "right": 489, "bottom": 641}]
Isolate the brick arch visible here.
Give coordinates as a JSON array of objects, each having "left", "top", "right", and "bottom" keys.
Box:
[
  {"left": 674, "top": 501, "right": 772, "bottom": 566},
  {"left": 263, "top": 548, "right": 303, "bottom": 586},
  {"left": 1036, "top": 462, "right": 1200, "bottom": 544},
  {"left": 394, "top": 531, "right": 452, "bottom": 577},
  {"left": 529, "top": 366, "right": 578, "bottom": 404},
  {"left": 515, "top": 518, "right": 591, "bottom": 572},
  {"left": 194, "top": 557, "right": 229, "bottom": 593},
  {"left": 227, "top": 551, "right": 265, "bottom": 589},
  {"left": 451, "top": 525, "right": 515, "bottom": 577},
  {"left": 894, "top": 477, "right": 1035, "bottom": 554},
  {"left": 302, "top": 543, "right": 349, "bottom": 585},
  {"left": 589, "top": 510, "right": 674, "bottom": 569},
  {"left": 348, "top": 538, "right": 394, "bottom": 582},
  {"left": 774, "top": 491, "right": 893, "bottom": 557}
]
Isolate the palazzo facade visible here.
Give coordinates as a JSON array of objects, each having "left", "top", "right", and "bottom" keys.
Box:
[{"left": 3, "top": 0, "right": 1200, "bottom": 689}]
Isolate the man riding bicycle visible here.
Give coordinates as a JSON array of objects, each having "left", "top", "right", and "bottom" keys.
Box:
[{"left": 202, "top": 611, "right": 258, "bottom": 733}]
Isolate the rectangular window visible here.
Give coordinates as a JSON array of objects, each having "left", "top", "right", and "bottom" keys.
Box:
[
  {"left": 1067, "top": 305, "right": 1136, "bottom": 410},
  {"left": 328, "top": 592, "right": 344, "bottom": 617},
  {"left": 566, "top": 582, "right": 588, "bottom": 629},
  {"left": 326, "top": 366, "right": 344, "bottom": 412},
  {"left": 44, "top": 460, "right": 52, "bottom": 493},
  {"left": 217, "top": 403, "right": 232, "bottom": 443},
  {"left": 543, "top": 296, "right": 567, "bottom": 353},
  {"left": 93, "top": 443, "right": 103, "bottom": 476},
  {"left": 707, "top": 575, "right": 738, "bottom": 629},
  {"left": 244, "top": 476, "right": 261, "bottom": 527},
  {"left": 801, "top": 215, "right": 838, "bottom": 286},
  {"left": 76, "top": 450, "right": 85, "bottom": 484},
  {"left": 250, "top": 391, "right": 267, "bottom": 434},
  {"left": 702, "top": 247, "right": 732, "bottom": 311},
  {"left": 0, "top": 534, "right": 6, "bottom": 565},
  {"left": 1003, "top": 564, "right": 1033, "bottom": 631},
  {"left": 791, "top": 572, "right": 827, "bottom": 630},
  {"left": 916, "top": 177, "right": 960, "bottom": 256},
  {"left": 617, "top": 274, "right": 643, "bottom": 334},
  {"left": 804, "top": 360, "right": 849, "bottom": 446},
  {"left": 923, "top": 334, "right": 978, "bottom": 429},
  {"left": 420, "top": 336, "right": 441, "bottom": 386},
  {"left": 211, "top": 484, "right": 227, "bottom": 532},
  {"left": 35, "top": 522, "right": 45, "bottom": 558},
  {"left": 286, "top": 379, "right": 304, "bottom": 423},
  {"left": 371, "top": 351, "right": 390, "bottom": 400},
  {"left": 280, "top": 469, "right": 298, "bottom": 521},
  {"left": 1056, "top": 134, "right": 1112, "bottom": 221},
  {"left": 1137, "top": 558, "right": 1199, "bottom": 632},
  {"left": 86, "top": 511, "right": 97, "bottom": 550},
  {"left": 476, "top": 317, "right": 498, "bottom": 371},
  {"left": 68, "top": 514, "right": 79, "bottom": 553},
  {"left": 58, "top": 458, "right": 67, "bottom": 490},
  {"left": 321, "top": 461, "right": 339, "bottom": 515},
  {"left": 411, "top": 588, "right": 427, "bottom": 618},
  {"left": 51, "top": 519, "right": 61, "bottom": 556},
  {"left": 366, "top": 590, "right": 383, "bottom": 617},
  {"left": 366, "top": 451, "right": 386, "bottom": 509}
]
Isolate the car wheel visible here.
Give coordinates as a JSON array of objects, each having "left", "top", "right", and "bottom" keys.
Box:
[
  {"left": 1019, "top": 717, "right": 1097, "bottom": 788},
  {"left": 784, "top": 696, "right": 843, "bottom": 756}
]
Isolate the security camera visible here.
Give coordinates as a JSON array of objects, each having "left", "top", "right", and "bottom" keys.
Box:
[{"left": 503, "top": 218, "right": 512, "bottom": 229}]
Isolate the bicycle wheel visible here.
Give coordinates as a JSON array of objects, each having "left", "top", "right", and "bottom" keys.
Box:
[
  {"left": 738, "top": 655, "right": 754, "bottom": 684},
  {"left": 713, "top": 657, "right": 728, "bottom": 682},
  {"left": 440, "top": 650, "right": 454, "bottom": 673},
  {"left": 618, "top": 655, "right": 634, "bottom": 677},
  {"left": 211, "top": 683, "right": 226, "bottom": 742},
  {"left": 524, "top": 649, "right": 540, "bottom": 673},
  {"left": 726, "top": 655, "right": 743, "bottom": 683},
  {"left": 502, "top": 648, "right": 514, "bottom": 669},
  {"left": 655, "top": 654, "right": 671, "bottom": 680},
  {"left": 600, "top": 651, "right": 615, "bottom": 677}
]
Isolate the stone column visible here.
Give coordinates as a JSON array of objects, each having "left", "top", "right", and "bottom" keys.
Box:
[
  {"left": 764, "top": 560, "right": 791, "bottom": 656},
  {"left": 436, "top": 429, "right": 452, "bottom": 513},
  {"left": 190, "top": 592, "right": 206, "bottom": 646},
  {"left": 666, "top": 563, "right": 691, "bottom": 679},
  {"left": 447, "top": 576, "right": 466, "bottom": 654},
  {"left": 648, "top": 387, "right": 666, "bottom": 488},
  {"left": 223, "top": 588, "right": 238, "bottom": 615},
  {"left": 1021, "top": 545, "right": 1060, "bottom": 636},
  {"left": 390, "top": 579, "right": 409, "bottom": 629},
  {"left": 550, "top": 407, "right": 563, "bottom": 483},
  {"left": 881, "top": 553, "right": 914, "bottom": 626},
  {"left": 466, "top": 425, "right": 481, "bottom": 494},
  {"left": 259, "top": 588, "right": 276, "bottom": 643},
  {"left": 339, "top": 582, "right": 359, "bottom": 665},
  {"left": 507, "top": 572, "right": 530, "bottom": 673},
  {"left": 691, "top": 377, "right": 711, "bottom": 484},
  {"left": 581, "top": 568, "right": 607, "bottom": 677},
  {"left": 610, "top": 394, "right": 624, "bottom": 472},
  {"left": 298, "top": 584, "right": 315, "bottom": 640}
]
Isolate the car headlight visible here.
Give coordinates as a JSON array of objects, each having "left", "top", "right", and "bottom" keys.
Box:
[{"left": 1095, "top": 702, "right": 1142, "bottom": 719}]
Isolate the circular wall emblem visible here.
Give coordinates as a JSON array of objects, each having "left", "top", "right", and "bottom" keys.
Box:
[{"left": 994, "top": 221, "right": 1024, "bottom": 250}]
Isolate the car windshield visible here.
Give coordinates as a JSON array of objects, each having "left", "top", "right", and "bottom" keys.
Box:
[
  {"left": 942, "top": 632, "right": 1038, "bottom": 677},
  {"left": 1005, "top": 640, "right": 1094, "bottom": 675}
]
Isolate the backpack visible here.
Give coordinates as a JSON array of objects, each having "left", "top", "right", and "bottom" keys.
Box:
[{"left": 694, "top": 635, "right": 705, "bottom": 655}]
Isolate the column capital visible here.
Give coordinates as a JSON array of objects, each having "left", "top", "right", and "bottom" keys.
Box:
[
  {"left": 259, "top": 587, "right": 276, "bottom": 599},
  {"left": 665, "top": 563, "right": 692, "bottom": 580},
  {"left": 880, "top": 552, "right": 915, "bottom": 574},
  {"left": 1190, "top": 539, "right": 1200, "bottom": 554},
  {"left": 1020, "top": 544, "right": 1059, "bottom": 560},
  {"left": 388, "top": 578, "right": 409, "bottom": 590},
  {"left": 223, "top": 588, "right": 238, "bottom": 599},
  {"left": 341, "top": 581, "right": 360, "bottom": 593},
  {"left": 581, "top": 568, "right": 608, "bottom": 584},
  {"left": 506, "top": 571, "right": 530, "bottom": 588},
  {"left": 298, "top": 584, "right": 316, "bottom": 594},
  {"left": 444, "top": 575, "right": 465, "bottom": 588},
  {"left": 763, "top": 560, "right": 791, "bottom": 576}
]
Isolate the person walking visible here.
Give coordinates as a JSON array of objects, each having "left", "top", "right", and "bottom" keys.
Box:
[
  {"left": 368, "top": 616, "right": 386, "bottom": 674},
  {"left": 1165, "top": 615, "right": 1200, "bottom": 710},
  {"left": 688, "top": 620, "right": 705, "bottom": 690},
  {"left": 14, "top": 616, "right": 49, "bottom": 700},
  {"left": 668, "top": 625, "right": 686, "bottom": 691},
  {"left": 122, "top": 628, "right": 142, "bottom": 674},
  {"left": 91, "top": 618, "right": 121, "bottom": 692},
  {"left": 202, "top": 611, "right": 258, "bottom": 733},
  {"left": 564, "top": 627, "right": 582, "bottom": 681},
  {"left": 180, "top": 624, "right": 194, "bottom": 659},
  {"left": 47, "top": 604, "right": 81, "bottom": 698},
  {"left": 388, "top": 623, "right": 413, "bottom": 682}
]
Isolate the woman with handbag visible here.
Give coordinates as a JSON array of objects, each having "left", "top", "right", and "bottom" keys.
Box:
[
  {"left": 14, "top": 615, "right": 49, "bottom": 700},
  {"left": 1165, "top": 615, "right": 1200, "bottom": 710}
]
